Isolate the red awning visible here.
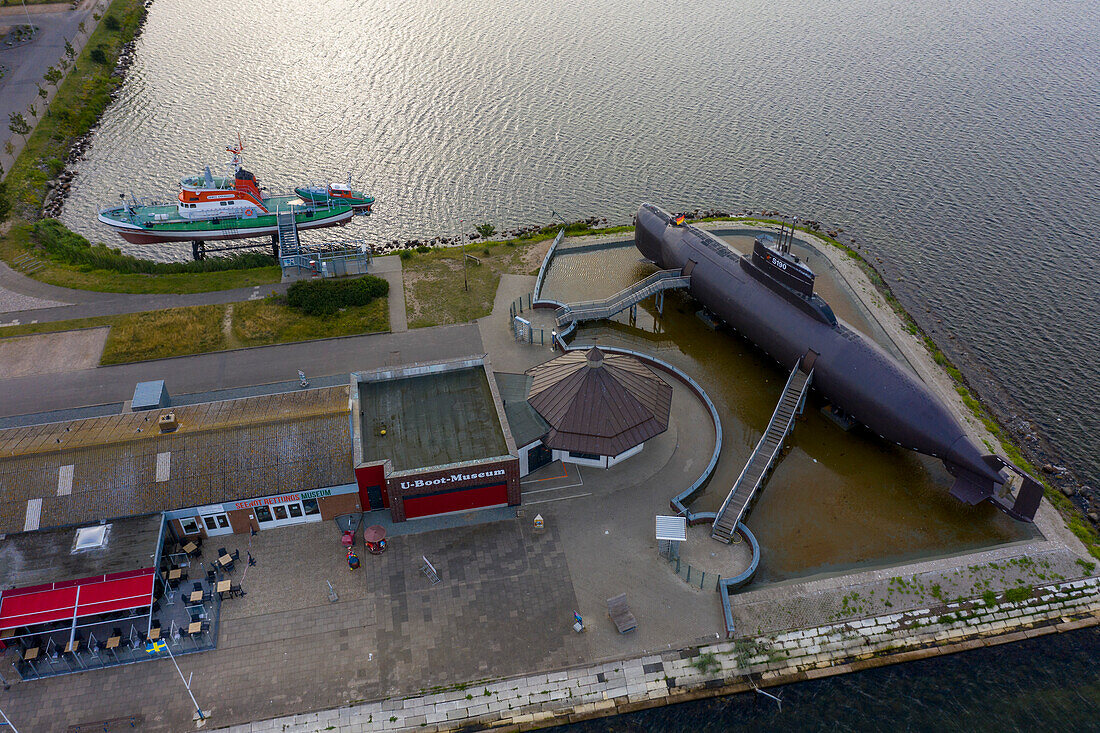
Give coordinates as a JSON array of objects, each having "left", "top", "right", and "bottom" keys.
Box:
[{"left": 0, "top": 568, "right": 155, "bottom": 631}]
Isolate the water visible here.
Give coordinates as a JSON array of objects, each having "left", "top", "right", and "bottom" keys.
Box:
[
  {"left": 61, "top": 0, "right": 1099, "bottom": 491},
  {"left": 54, "top": 0, "right": 1100, "bottom": 720},
  {"left": 541, "top": 239, "right": 1029, "bottom": 583},
  {"left": 546, "top": 627, "right": 1100, "bottom": 731}
]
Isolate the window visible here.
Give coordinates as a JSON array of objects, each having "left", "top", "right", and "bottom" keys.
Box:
[
  {"left": 273, "top": 505, "right": 288, "bottom": 521},
  {"left": 254, "top": 506, "right": 273, "bottom": 523},
  {"left": 180, "top": 517, "right": 201, "bottom": 534},
  {"left": 203, "top": 516, "right": 218, "bottom": 531},
  {"left": 568, "top": 450, "right": 602, "bottom": 461},
  {"left": 303, "top": 498, "right": 320, "bottom": 516},
  {"left": 288, "top": 503, "right": 303, "bottom": 519},
  {"left": 73, "top": 524, "right": 110, "bottom": 551}
]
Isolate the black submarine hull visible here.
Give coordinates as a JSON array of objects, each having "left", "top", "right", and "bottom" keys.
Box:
[{"left": 635, "top": 203, "right": 1041, "bottom": 521}]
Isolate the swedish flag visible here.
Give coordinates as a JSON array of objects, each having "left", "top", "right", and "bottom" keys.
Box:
[{"left": 145, "top": 639, "right": 167, "bottom": 655}]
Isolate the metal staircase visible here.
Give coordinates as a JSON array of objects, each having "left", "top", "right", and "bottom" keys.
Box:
[
  {"left": 711, "top": 359, "right": 814, "bottom": 543},
  {"left": 276, "top": 209, "right": 300, "bottom": 257},
  {"left": 555, "top": 269, "right": 691, "bottom": 327}
]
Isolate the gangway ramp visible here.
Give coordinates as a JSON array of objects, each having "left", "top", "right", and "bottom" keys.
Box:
[
  {"left": 554, "top": 269, "right": 691, "bottom": 327},
  {"left": 711, "top": 359, "right": 814, "bottom": 543}
]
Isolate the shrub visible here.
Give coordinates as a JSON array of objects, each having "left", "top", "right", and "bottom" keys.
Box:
[
  {"left": 285, "top": 275, "right": 389, "bottom": 316},
  {"left": 28, "top": 219, "right": 275, "bottom": 273},
  {"left": 90, "top": 46, "right": 108, "bottom": 64},
  {"left": 104, "top": 15, "right": 120, "bottom": 30},
  {"left": 398, "top": 249, "right": 413, "bottom": 260}
]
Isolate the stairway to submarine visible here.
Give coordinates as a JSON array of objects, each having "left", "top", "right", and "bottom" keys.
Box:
[{"left": 712, "top": 359, "right": 814, "bottom": 543}]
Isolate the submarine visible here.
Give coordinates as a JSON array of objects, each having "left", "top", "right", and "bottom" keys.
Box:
[{"left": 634, "top": 203, "right": 1042, "bottom": 521}]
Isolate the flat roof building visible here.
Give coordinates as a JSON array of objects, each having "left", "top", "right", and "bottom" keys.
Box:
[{"left": 351, "top": 356, "right": 520, "bottom": 521}]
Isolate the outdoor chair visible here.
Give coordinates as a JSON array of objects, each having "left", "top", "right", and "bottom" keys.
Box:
[
  {"left": 206, "top": 568, "right": 217, "bottom": 583},
  {"left": 606, "top": 594, "right": 637, "bottom": 634},
  {"left": 230, "top": 549, "right": 241, "bottom": 562},
  {"left": 218, "top": 547, "right": 228, "bottom": 558},
  {"left": 192, "top": 581, "right": 202, "bottom": 594}
]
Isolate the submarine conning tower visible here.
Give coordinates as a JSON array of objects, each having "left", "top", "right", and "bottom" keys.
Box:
[{"left": 635, "top": 202, "right": 1043, "bottom": 522}]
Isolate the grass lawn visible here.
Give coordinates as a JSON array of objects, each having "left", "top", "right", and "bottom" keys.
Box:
[
  {"left": 231, "top": 298, "right": 389, "bottom": 347},
  {"left": 2, "top": 296, "right": 390, "bottom": 364},
  {"left": 401, "top": 241, "right": 544, "bottom": 328},
  {"left": 100, "top": 304, "right": 226, "bottom": 364}
]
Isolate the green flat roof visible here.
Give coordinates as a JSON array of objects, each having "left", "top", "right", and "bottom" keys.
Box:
[{"left": 358, "top": 366, "right": 508, "bottom": 473}]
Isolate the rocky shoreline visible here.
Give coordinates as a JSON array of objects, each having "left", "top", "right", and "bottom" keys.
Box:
[{"left": 39, "top": 4, "right": 148, "bottom": 219}]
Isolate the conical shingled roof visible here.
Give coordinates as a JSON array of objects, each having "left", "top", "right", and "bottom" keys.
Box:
[{"left": 525, "top": 347, "right": 672, "bottom": 457}]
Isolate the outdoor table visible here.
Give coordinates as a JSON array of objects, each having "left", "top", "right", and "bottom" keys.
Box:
[
  {"left": 187, "top": 622, "right": 201, "bottom": 635},
  {"left": 64, "top": 640, "right": 80, "bottom": 653},
  {"left": 23, "top": 646, "right": 39, "bottom": 661},
  {"left": 216, "top": 579, "right": 231, "bottom": 597},
  {"left": 106, "top": 636, "right": 121, "bottom": 650},
  {"left": 0, "top": 628, "right": 14, "bottom": 639},
  {"left": 147, "top": 627, "right": 161, "bottom": 641},
  {"left": 218, "top": 554, "right": 234, "bottom": 570},
  {"left": 189, "top": 590, "right": 204, "bottom": 603},
  {"left": 182, "top": 542, "right": 199, "bottom": 556},
  {"left": 168, "top": 568, "right": 183, "bottom": 581}
]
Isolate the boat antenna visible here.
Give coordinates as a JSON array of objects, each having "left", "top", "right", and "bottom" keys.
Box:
[{"left": 226, "top": 133, "right": 244, "bottom": 174}]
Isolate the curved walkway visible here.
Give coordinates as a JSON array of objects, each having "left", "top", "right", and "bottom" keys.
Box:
[
  {"left": 0, "top": 258, "right": 287, "bottom": 324},
  {"left": 561, "top": 340, "right": 761, "bottom": 635}
]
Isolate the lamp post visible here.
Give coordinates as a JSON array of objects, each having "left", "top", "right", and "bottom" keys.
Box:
[
  {"left": 18, "top": 0, "right": 32, "bottom": 34},
  {"left": 460, "top": 218, "right": 468, "bottom": 292},
  {"left": 0, "top": 704, "right": 19, "bottom": 733},
  {"left": 147, "top": 640, "right": 208, "bottom": 724}
]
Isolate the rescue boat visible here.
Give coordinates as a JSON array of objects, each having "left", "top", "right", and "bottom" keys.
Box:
[{"left": 97, "top": 139, "right": 363, "bottom": 245}]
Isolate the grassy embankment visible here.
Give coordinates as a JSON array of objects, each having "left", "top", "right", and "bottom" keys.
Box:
[
  {"left": 400, "top": 221, "right": 629, "bottom": 328},
  {"left": 0, "top": 296, "right": 389, "bottom": 364},
  {"left": 699, "top": 215, "right": 1100, "bottom": 559},
  {"left": 0, "top": 0, "right": 279, "bottom": 293}
]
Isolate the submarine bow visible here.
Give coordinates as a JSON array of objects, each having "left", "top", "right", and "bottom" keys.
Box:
[{"left": 635, "top": 203, "right": 1042, "bottom": 522}]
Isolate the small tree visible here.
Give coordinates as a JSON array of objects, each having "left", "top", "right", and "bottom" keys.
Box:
[
  {"left": 27, "top": 104, "right": 37, "bottom": 120},
  {"left": 4, "top": 140, "right": 14, "bottom": 158},
  {"left": 475, "top": 222, "right": 496, "bottom": 239},
  {"left": 59, "top": 58, "right": 69, "bottom": 72},
  {"left": 36, "top": 83, "right": 47, "bottom": 101},
  {"left": 8, "top": 112, "right": 30, "bottom": 143},
  {"left": 104, "top": 15, "right": 120, "bottom": 31},
  {"left": 78, "top": 21, "right": 86, "bottom": 34},
  {"left": 44, "top": 65, "right": 62, "bottom": 89},
  {"left": 64, "top": 38, "right": 75, "bottom": 62}
]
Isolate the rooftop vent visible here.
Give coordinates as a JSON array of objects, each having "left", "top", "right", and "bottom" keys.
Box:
[
  {"left": 73, "top": 524, "right": 110, "bottom": 553},
  {"left": 158, "top": 412, "right": 178, "bottom": 433}
]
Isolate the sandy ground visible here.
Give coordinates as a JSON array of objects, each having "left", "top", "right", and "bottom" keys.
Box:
[{"left": 0, "top": 326, "right": 107, "bottom": 378}]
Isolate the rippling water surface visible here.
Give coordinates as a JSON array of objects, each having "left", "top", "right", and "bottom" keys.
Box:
[{"left": 63, "top": 0, "right": 1100, "bottom": 486}]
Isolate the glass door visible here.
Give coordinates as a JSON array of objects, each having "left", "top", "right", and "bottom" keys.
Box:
[{"left": 200, "top": 512, "right": 233, "bottom": 536}]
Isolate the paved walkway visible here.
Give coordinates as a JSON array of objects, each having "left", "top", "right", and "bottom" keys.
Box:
[{"left": 216, "top": 573, "right": 1100, "bottom": 732}]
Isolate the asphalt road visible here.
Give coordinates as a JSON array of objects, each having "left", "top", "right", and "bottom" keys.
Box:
[
  {"left": 0, "top": 322, "right": 483, "bottom": 417},
  {"left": 0, "top": 1, "right": 101, "bottom": 178}
]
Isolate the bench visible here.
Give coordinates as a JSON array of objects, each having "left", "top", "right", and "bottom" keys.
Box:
[{"left": 607, "top": 593, "right": 637, "bottom": 633}]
